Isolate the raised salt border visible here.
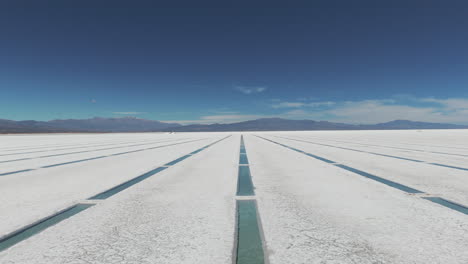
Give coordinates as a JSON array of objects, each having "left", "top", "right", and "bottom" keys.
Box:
[{"left": 0, "top": 131, "right": 467, "bottom": 263}]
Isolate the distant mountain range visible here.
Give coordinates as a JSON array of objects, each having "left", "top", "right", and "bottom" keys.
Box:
[
  {"left": 0, "top": 117, "right": 181, "bottom": 133},
  {"left": 164, "top": 118, "right": 468, "bottom": 132},
  {"left": 0, "top": 117, "right": 467, "bottom": 133}
]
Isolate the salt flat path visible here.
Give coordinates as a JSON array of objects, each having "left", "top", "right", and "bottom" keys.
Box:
[{"left": 0, "top": 131, "right": 467, "bottom": 263}]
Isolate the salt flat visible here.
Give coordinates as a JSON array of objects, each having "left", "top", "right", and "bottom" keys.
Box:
[
  {"left": 0, "top": 130, "right": 467, "bottom": 263},
  {"left": 265, "top": 136, "right": 468, "bottom": 205}
]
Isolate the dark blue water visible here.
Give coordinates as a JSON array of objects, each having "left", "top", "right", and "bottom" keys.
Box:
[
  {"left": 164, "top": 155, "right": 191, "bottom": 166},
  {"left": 335, "top": 164, "right": 423, "bottom": 194},
  {"left": 423, "top": 197, "right": 468, "bottom": 215}
]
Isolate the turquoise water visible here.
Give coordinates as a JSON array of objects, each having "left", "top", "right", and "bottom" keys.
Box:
[
  {"left": 238, "top": 136, "right": 254, "bottom": 195},
  {"left": 237, "top": 166, "right": 255, "bottom": 196},
  {"left": 236, "top": 200, "right": 265, "bottom": 264},
  {"left": 239, "top": 153, "right": 249, "bottom": 164},
  {"left": 0, "top": 204, "right": 94, "bottom": 252},
  {"left": 90, "top": 167, "right": 167, "bottom": 199}
]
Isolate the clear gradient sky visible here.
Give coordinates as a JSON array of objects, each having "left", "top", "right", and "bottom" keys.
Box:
[{"left": 1, "top": 1, "right": 468, "bottom": 124}]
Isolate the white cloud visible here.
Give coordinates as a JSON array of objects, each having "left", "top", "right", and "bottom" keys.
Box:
[
  {"left": 212, "top": 111, "right": 239, "bottom": 114},
  {"left": 165, "top": 114, "right": 266, "bottom": 125},
  {"left": 271, "top": 101, "right": 335, "bottom": 108},
  {"left": 326, "top": 100, "right": 434, "bottom": 124},
  {"left": 200, "top": 114, "right": 260, "bottom": 120},
  {"left": 308, "top": 101, "right": 336, "bottom": 107},
  {"left": 235, "top": 86, "right": 267, "bottom": 94},
  {"left": 325, "top": 98, "right": 468, "bottom": 124},
  {"left": 420, "top": 98, "right": 468, "bottom": 110},
  {"left": 113, "top": 112, "right": 146, "bottom": 115},
  {"left": 271, "top": 102, "right": 305, "bottom": 108},
  {"left": 166, "top": 96, "right": 468, "bottom": 125},
  {"left": 269, "top": 97, "right": 468, "bottom": 124}
]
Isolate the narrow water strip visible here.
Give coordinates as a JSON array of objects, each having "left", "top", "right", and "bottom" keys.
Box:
[
  {"left": 298, "top": 136, "right": 468, "bottom": 158},
  {"left": 237, "top": 166, "right": 255, "bottom": 196},
  {"left": 237, "top": 136, "right": 255, "bottom": 195},
  {"left": 190, "top": 149, "right": 204, "bottom": 155},
  {"left": 90, "top": 136, "right": 230, "bottom": 200},
  {"left": 240, "top": 137, "right": 247, "bottom": 153},
  {"left": 258, "top": 135, "right": 422, "bottom": 193},
  {"left": 0, "top": 169, "right": 34, "bottom": 176},
  {"left": 234, "top": 136, "right": 267, "bottom": 264},
  {"left": 239, "top": 154, "right": 249, "bottom": 165},
  {"left": 0, "top": 138, "right": 156, "bottom": 156},
  {"left": 235, "top": 200, "right": 265, "bottom": 264},
  {"left": 305, "top": 153, "right": 336, "bottom": 164},
  {"left": 164, "top": 155, "right": 191, "bottom": 166},
  {"left": 423, "top": 197, "right": 468, "bottom": 215},
  {"left": 0, "top": 138, "right": 186, "bottom": 163},
  {"left": 429, "top": 163, "right": 468, "bottom": 171},
  {"left": 277, "top": 135, "right": 468, "bottom": 171},
  {"left": 0, "top": 204, "right": 94, "bottom": 252},
  {"left": 42, "top": 156, "right": 107, "bottom": 168},
  {"left": 335, "top": 164, "right": 423, "bottom": 193},
  {"left": 277, "top": 135, "right": 424, "bottom": 163},
  {"left": 89, "top": 167, "right": 168, "bottom": 199},
  {"left": 0, "top": 138, "right": 207, "bottom": 177}
]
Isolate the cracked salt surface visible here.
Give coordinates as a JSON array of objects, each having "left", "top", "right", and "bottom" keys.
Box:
[
  {"left": 266, "top": 135, "right": 468, "bottom": 206},
  {"left": 0, "top": 131, "right": 467, "bottom": 263},
  {"left": 0, "top": 134, "right": 237, "bottom": 263},
  {"left": 0, "top": 135, "right": 223, "bottom": 238},
  {"left": 245, "top": 134, "right": 468, "bottom": 264},
  {"left": 0, "top": 204, "right": 94, "bottom": 252}
]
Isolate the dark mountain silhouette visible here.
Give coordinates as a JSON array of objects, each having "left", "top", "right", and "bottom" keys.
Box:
[
  {"left": 0, "top": 117, "right": 466, "bottom": 133},
  {"left": 47, "top": 117, "right": 181, "bottom": 132},
  {"left": 367, "top": 120, "right": 466, "bottom": 129},
  {"left": 166, "top": 118, "right": 354, "bottom": 132},
  {"left": 0, "top": 117, "right": 181, "bottom": 133},
  {"left": 165, "top": 118, "right": 468, "bottom": 132},
  {"left": 0, "top": 119, "right": 74, "bottom": 133}
]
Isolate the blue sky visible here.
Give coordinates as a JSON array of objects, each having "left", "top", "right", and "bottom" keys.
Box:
[{"left": 1, "top": 1, "right": 468, "bottom": 124}]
